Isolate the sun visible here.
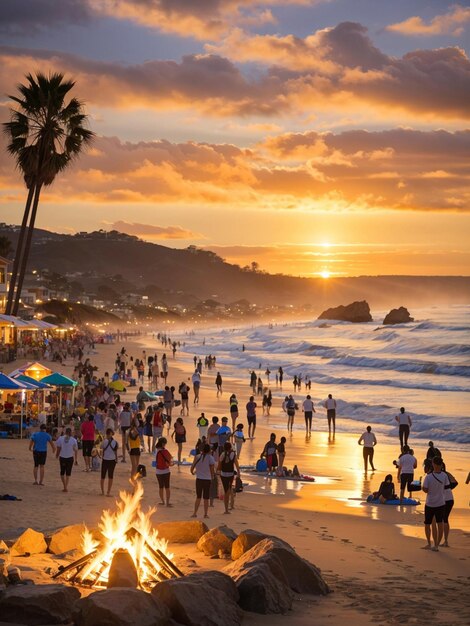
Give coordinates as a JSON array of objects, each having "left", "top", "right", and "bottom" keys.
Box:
[
  {"left": 320, "top": 270, "right": 331, "bottom": 279},
  {"left": 320, "top": 242, "right": 331, "bottom": 249}
]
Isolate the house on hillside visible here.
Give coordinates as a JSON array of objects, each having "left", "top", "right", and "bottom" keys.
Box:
[{"left": 0, "top": 256, "right": 10, "bottom": 313}]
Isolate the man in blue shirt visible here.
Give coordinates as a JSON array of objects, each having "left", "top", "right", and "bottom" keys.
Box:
[
  {"left": 216, "top": 417, "right": 232, "bottom": 454},
  {"left": 29, "top": 424, "right": 56, "bottom": 485}
]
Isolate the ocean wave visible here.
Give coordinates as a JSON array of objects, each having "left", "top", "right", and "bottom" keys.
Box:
[
  {"left": 310, "top": 372, "right": 469, "bottom": 393},
  {"left": 329, "top": 355, "right": 470, "bottom": 378},
  {"left": 411, "top": 321, "right": 470, "bottom": 332}
]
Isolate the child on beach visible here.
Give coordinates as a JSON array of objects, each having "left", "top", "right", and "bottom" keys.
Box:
[{"left": 233, "top": 424, "right": 246, "bottom": 459}]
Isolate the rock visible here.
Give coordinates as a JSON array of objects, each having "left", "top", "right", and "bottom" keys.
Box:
[
  {"left": 383, "top": 306, "right": 414, "bottom": 325},
  {"left": 152, "top": 571, "right": 241, "bottom": 626},
  {"left": 155, "top": 521, "right": 209, "bottom": 544},
  {"left": 318, "top": 300, "right": 372, "bottom": 323},
  {"left": 172, "top": 556, "right": 197, "bottom": 573},
  {"left": 107, "top": 549, "right": 138, "bottom": 588},
  {"left": 231, "top": 529, "right": 290, "bottom": 560},
  {"left": 47, "top": 524, "right": 87, "bottom": 555},
  {"left": 74, "top": 588, "right": 169, "bottom": 626},
  {"left": 0, "top": 583, "right": 80, "bottom": 625},
  {"left": 10, "top": 529, "right": 47, "bottom": 557},
  {"left": 197, "top": 526, "right": 237, "bottom": 557},
  {"left": 228, "top": 558, "right": 292, "bottom": 614},
  {"left": 0, "top": 540, "right": 11, "bottom": 574}
]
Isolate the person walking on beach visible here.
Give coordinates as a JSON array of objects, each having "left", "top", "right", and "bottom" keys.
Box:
[
  {"left": 127, "top": 423, "right": 141, "bottom": 479},
  {"left": 178, "top": 381, "right": 189, "bottom": 415},
  {"left": 155, "top": 437, "right": 173, "bottom": 507},
  {"left": 100, "top": 428, "right": 118, "bottom": 496},
  {"left": 250, "top": 371, "right": 257, "bottom": 394},
  {"left": 216, "top": 416, "right": 232, "bottom": 453},
  {"left": 119, "top": 402, "right": 132, "bottom": 463},
  {"left": 358, "top": 425, "right": 377, "bottom": 472},
  {"left": 192, "top": 370, "right": 201, "bottom": 405},
  {"left": 324, "top": 394, "right": 337, "bottom": 434},
  {"left": 261, "top": 433, "right": 278, "bottom": 476},
  {"left": 218, "top": 441, "right": 240, "bottom": 514},
  {"left": 208, "top": 416, "right": 219, "bottom": 450},
  {"left": 286, "top": 395, "right": 297, "bottom": 432},
  {"left": 397, "top": 444, "right": 417, "bottom": 502},
  {"left": 190, "top": 443, "right": 215, "bottom": 519},
  {"left": 171, "top": 417, "right": 186, "bottom": 466},
  {"left": 229, "top": 393, "right": 239, "bottom": 430},
  {"left": 441, "top": 460, "right": 457, "bottom": 547},
  {"left": 55, "top": 427, "right": 78, "bottom": 492},
  {"left": 302, "top": 394, "right": 316, "bottom": 434},
  {"left": 278, "top": 436, "right": 286, "bottom": 470},
  {"left": 215, "top": 372, "right": 223, "bottom": 396},
  {"left": 233, "top": 423, "right": 246, "bottom": 459},
  {"left": 246, "top": 396, "right": 257, "bottom": 438},
  {"left": 143, "top": 407, "right": 153, "bottom": 453},
  {"left": 29, "top": 424, "right": 56, "bottom": 486},
  {"left": 395, "top": 407, "right": 412, "bottom": 450},
  {"left": 278, "top": 367, "right": 284, "bottom": 387},
  {"left": 197, "top": 412, "right": 209, "bottom": 439},
  {"left": 422, "top": 456, "right": 450, "bottom": 551},
  {"left": 80, "top": 412, "right": 95, "bottom": 472},
  {"left": 152, "top": 404, "right": 164, "bottom": 451}
]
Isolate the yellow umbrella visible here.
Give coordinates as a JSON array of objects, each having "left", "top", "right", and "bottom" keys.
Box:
[{"left": 109, "top": 380, "right": 127, "bottom": 392}]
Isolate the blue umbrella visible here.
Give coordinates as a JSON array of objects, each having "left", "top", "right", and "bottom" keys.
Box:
[
  {"left": 13, "top": 374, "right": 51, "bottom": 389},
  {"left": 0, "top": 372, "right": 28, "bottom": 390}
]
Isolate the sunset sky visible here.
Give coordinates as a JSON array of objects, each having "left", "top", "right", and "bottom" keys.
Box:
[{"left": 0, "top": 0, "right": 469, "bottom": 277}]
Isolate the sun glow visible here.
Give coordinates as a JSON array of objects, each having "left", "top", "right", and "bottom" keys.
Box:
[{"left": 320, "top": 270, "right": 331, "bottom": 279}]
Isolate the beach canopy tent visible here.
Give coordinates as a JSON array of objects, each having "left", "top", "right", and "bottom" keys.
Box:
[
  {"left": 13, "top": 374, "right": 51, "bottom": 389},
  {"left": 40, "top": 372, "right": 78, "bottom": 417},
  {"left": 0, "top": 373, "right": 30, "bottom": 439},
  {"left": 32, "top": 319, "right": 57, "bottom": 330},
  {"left": 9, "top": 361, "right": 53, "bottom": 381}
]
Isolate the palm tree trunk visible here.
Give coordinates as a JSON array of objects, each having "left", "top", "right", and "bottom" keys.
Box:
[
  {"left": 12, "top": 184, "right": 42, "bottom": 316},
  {"left": 5, "top": 185, "right": 35, "bottom": 315}
]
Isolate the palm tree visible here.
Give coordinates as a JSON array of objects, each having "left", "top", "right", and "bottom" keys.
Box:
[{"left": 3, "top": 72, "right": 94, "bottom": 315}]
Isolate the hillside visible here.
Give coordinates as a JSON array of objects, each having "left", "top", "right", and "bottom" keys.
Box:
[{"left": 1, "top": 224, "right": 469, "bottom": 311}]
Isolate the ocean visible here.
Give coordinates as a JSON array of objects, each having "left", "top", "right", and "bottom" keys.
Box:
[{"left": 179, "top": 305, "right": 470, "bottom": 446}]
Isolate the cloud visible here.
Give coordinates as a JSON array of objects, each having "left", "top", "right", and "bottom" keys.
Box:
[
  {"left": 1, "top": 130, "right": 468, "bottom": 213},
  {"left": 0, "top": 0, "right": 92, "bottom": 35},
  {"left": 107, "top": 220, "right": 203, "bottom": 240},
  {"left": 386, "top": 4, "right": 470, "bottom": 37}
]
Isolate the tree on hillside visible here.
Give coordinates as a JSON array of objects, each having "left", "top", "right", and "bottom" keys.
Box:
[
  {"left": 0, "top": 235, "right": 13, "bottom": 259},
  {"left": 3, "top": 72, "right": 94, "bottom": 315}
]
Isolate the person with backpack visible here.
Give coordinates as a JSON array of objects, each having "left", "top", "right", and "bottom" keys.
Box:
[
  {"left": 218, "top": 441, "right": 240, "bottom": 514},
  {"left": 190, "top": 443, "right": 216, "bottom": 519},
  {"left": 286, "top": 395, "right": 297, "bottom": 432},
  {"left": 155, "top": 437, "right": 173, "bottom": 507},
  {"left": 100, "top": 428, "right": 119, "bottom": 497},
  {"left": 171, "top": 417, "right": 186, "bottom": 467}
]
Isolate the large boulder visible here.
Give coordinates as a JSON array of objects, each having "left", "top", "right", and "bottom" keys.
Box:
[
  {"left": 318, "top": 300, "right": 372, "bottom": 323},
  {"left": 155, "top": 521, "right": 208, "bottom": 544},
  {"left": 225, "top": 549, "right": 292, "bottom": 614},
  {"left": 74, "top": 588, "right": 169, "bottom": 626},
  {"left": 383, "top": 307, "right": 414, "bottom": 325},
  {"left": 0, "top": 583, "right": 80, "bottom": 625},
  {"left": 231, "top": 529, "right": 290, "bottom": 560},
  {"left": 152, "top": 571, "right": 241, "bottom": 626},
  {"left": 225, "top": 538, "right": 329, "bottom": 613},
  {"left": 48, "top": 524, "right": 87, "bottom": 555},
  {"left": 10, "top": 529, "right": 47, "bottom": 557},
  {"left": 197, "top": 526, "right": 237, "bottom": 557}
]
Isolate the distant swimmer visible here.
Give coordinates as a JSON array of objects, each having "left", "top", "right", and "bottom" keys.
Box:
[
  {"left": 395, "top": 407, "right": 412, "bottom": 450},
  {"left": 358, "top": 425, "right": 377, "bottom": 472},
  {"left": 324, "top": 394, "right": 337, "bottom": 434}
]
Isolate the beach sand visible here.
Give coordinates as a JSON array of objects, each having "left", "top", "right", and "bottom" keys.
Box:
[{"left": 1, "top": 335, "right": 469, "bottom": 625}]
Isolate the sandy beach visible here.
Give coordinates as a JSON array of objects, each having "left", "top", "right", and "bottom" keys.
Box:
[{"left": 1, "top": 334, "right": 469, "bottom": 625}]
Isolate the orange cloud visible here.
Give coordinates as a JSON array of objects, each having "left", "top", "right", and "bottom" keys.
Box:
[
  {"left": 386, "top": 5, "right": 470, "bottom": 37},
  {"left": 108, "top": 221, "right": 203, "bottom": 240}
]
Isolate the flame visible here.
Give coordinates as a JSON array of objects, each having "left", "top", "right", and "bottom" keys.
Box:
[{"left": 76, "top": 481, "right": 172, "bottom": 588}]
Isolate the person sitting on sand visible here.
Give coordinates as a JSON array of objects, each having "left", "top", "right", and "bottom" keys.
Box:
[{"left": 374, "top": 474, "right": 397, "bottom": 503}]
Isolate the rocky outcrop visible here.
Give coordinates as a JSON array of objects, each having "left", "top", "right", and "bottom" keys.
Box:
[
  {"left": 48, "top": 524, "right": 87, "bottom": 555},
  {"left": 318, "top": 300, "right": 372, "bottom": 323},
  {"left": 383, "top": 307, "right": 414, "bottom": 325},
  {"left": 0, "top": 583, "right": 80, "bottom": 625},
  {"left": 197, "top": 526, "right": 237, "bottom": 557},
  {"left": 74, "top": 588, "right": 169, "bottom": 626},
  {"left": 152, "top": 571, "right": 241, "bottom": 626},
  {"left": 155, "top": 520, "right": 208, "bottom": 543},
  {"left": 225, "top": 537, "right": 329, "bottom": 614},
  {"left": 10, "top": 529, "right": 47, "bottom": 557}
]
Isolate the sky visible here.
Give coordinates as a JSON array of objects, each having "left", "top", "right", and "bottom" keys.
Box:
[{"left": 0, "top": 0, "right": 469, "bottom": 277}]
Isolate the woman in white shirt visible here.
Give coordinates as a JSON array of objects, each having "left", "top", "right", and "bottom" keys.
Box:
[
  {"left": 55, "top": 427, "right": 78, "bottom": 493},
  {"left": 190, "top": 443, "right": 215, "bottom": 519}
]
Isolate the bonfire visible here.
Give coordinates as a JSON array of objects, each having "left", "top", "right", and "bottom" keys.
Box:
[{"left": 53, "top": 482, "right": 182, "bottom": 590}]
